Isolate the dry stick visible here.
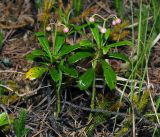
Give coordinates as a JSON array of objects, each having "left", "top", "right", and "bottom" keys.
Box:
[
  {"left": 2, "top": 29, "right": 15, "bottom": 44},
  {"left": 32, "top": 112, "right": 62, "bottom": 137},
  {"left": 57, "top": 116, "right": 93, "bottom": 132},
  {"left": 146, "top": 72, "right": 160, "bottom": 125},
  {"left": 61, "top": 101, "right": 127, "bottom": 117},
  {"left": 62, "top": 99, "right": 160, "bottom": 128},
  {"left": 32, "top": 130, "right": 45, "bottom": 137},
  {"left": 125, "top": 16, "right": 153, "bottom": 29},
  {"left": 15, "top": 85, "right": 52, "bottom": 97},
  {"left": 94, "top": 0, "right": 111, "bottom": 14},
  {"left": 0, "top": 71, "right": 52, "bottom": 97},
  {"left": 149, "top": 89, "right": 160, "bottom": 125},
  {"left": 132, "top": 106, "right": 136, "bottom": 137},
  {"left": 33, "top": 96, "right": 56, "bottom": 110},
  {"left": 39, "top": 111, "right": 50, "bottom": 131},
  {"left": 0, "top": 70, "right": 25, "bottom": 74},
  {"left": 43, "top": 123, "right": 62, "bottom": 137},
  {"left": 0, "top": 83, "right": 52, "bottom": 97}
]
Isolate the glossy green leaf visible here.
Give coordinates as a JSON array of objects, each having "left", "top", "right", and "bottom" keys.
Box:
[
  {"left": 60, "top": 65, "right": 78, "bottom": 78},
  {"left": 72, "top": 24, "right": 88, "bottom": 31},
  {"left": 90, "top": 24, "right": 100, "bottom": 46},
  {"left": 68, "top": 52, "right": 92, "bottom": 64},
  {"left": 28, "top": 49, "right": 46, "bottom": 56},
  {"left": 0, "top": 112, "right": 9, "bottom": 127},
  {"left": 54, "top": 34, "right": 65, "bottom": 55},
  {"left": 25, "top": 66, "right": 48, "bottom": 80},
  {"left": 49, "top": 68, "right": 60, "bottom": 82},
  {"left": 108, "top": 53, "right": 130, "bottom": 63},
  {"left": 35, "top": 32, "right": 52, "bottom": 58},
  {"left": 79, "top": 39, "right": 92, "bottom": 47},
  {"left": 78, "top": 68, "right": 94, "bottom": 90},
  {"left": 25, "top": 49, "right": 48, "bottom": 61},
  {"left": 59, "top": 40, "right": 92, "bottom": 57},
  {"left": 59, "top": 44, "right": 81, "bottom": 56},
  {"left": 101, "top": 60, "right": 116, "bottom": 90},
  {"left": 103, "top": 40, "right": 132, "bottom": 54}
]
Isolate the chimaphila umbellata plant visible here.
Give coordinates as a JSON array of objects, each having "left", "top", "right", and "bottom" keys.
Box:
[
  {"left": 70, "top": 14, "right": 131, "bottom": 116},
  {"left": 25, "top": 21, "right": 92, "bottom": 117},
  {"left": 25, "top": 13, "right": 131, "bottom": 118}
]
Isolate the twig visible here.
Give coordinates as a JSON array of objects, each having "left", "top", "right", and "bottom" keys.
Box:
[
  {"left": 32, "top": 112, "right": 62, "bottom": 137},
  {"left": 0, "top": 83, "right": 52, "bottom": 97},
  {"left": 146, "top": 63, "right": 160, "bottom": 125},
  {"left": 61, "top": 101, "right": 127, "bottom": 117},
  {"left": 0, "top": 70, "right": 25, "bottom": 74},
  {"left": 0, "top": 84, "right": 14, "bottom": 92},
  {"left": 132, "top": 106, "right": 136, "bottom": 137},
  {"left": 149, "top": 90, "right": 160, "bottom": 124},
  {"left": 125, "top": 16, "right": 153, "bottom": 29}
]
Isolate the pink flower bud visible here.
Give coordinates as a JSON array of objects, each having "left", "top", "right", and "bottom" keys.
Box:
[
  {"left": 112, "top": 20, "right": 116, "bottom": 26},
  {"left": 100, "top": 27, "right": 107, "bottom": 33},
  {"left": 115, "top": 18, "right": 121, "bottom": 24},
  {"left": 89, "top": 17, "right": 95, "bottom": 23},
  {"left": 63, "top": 27, "right": 69, "bottom": 33},
  {"left": 46, "top": 26, "right": 51, "bottom": 31}
]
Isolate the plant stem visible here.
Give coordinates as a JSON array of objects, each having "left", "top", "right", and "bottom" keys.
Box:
[
  {"left": 89, "top": 73, "right": 96, "bottom": 120},
  {"left": 56, "top": 88, "right": 61, "bottom": 117},
  {"left": 56, "top": 70, "right": 62, "bottom": 117},
  {"left": 89, "top": 60, "right": 97, "bottom": 120}
]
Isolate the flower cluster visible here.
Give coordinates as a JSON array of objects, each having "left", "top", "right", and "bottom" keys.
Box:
[
  {"left": 112, "top": 18, "right": 121, "bottom": 26},
  {"left": 46, "top": 23, "right": 69, "bottom": 33},
  {"left": 88, "top": 15, "right": 122, "bottom": 34}
]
